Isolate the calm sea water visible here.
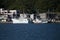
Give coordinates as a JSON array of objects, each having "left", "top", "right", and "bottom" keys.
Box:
[{"left": 0, "top": 23, "right": 60, "bottom": 40}]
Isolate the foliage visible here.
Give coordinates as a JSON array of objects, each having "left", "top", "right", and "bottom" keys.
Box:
[{"left": 0, "top": 0, "right": 60, "bottom": 13}]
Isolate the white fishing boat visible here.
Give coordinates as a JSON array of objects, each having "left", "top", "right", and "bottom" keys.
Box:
[
  {"left": 41, "top": 20, "right": 48, "bottom": 23},
  {"left": 33, "top": 18, "right": 48, "bottom": 23},
  {"left": 12, "top": 18, "right": 28, "bottom": 23},
  {"left": 33, "top": 18, "right": 42, "bottom": 23}
]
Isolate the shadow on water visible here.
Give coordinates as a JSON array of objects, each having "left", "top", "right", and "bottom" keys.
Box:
[{"left": 0, "top": 23, "right": 60, "bottom": 40}]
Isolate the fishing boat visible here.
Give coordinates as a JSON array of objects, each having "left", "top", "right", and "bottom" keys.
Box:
[{"left": 12, "top": 18, "right": 28, "bottom": 23}]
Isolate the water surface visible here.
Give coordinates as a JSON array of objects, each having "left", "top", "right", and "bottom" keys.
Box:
[{"left": 0, "top": 23, "right": 60, "bottom": 40}]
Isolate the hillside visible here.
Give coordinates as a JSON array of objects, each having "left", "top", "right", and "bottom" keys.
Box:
[{"left": 0, "top": 0, "right": 60, "bottom": 13}]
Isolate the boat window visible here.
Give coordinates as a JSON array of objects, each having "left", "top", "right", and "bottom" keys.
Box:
[{"left": 37, "top": 16, "right": 41, "bottom": 19}]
